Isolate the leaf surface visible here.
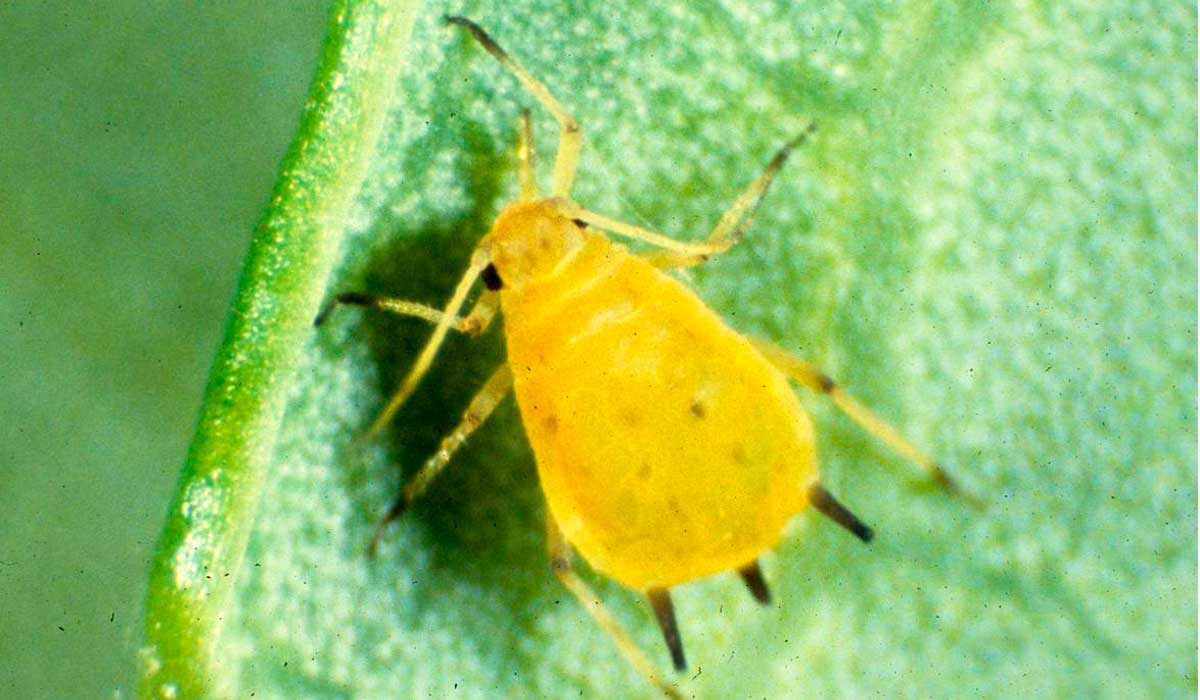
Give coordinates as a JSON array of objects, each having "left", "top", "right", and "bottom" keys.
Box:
[{"left": 144, "top": 1, "right": 1197, "bottom": 698}]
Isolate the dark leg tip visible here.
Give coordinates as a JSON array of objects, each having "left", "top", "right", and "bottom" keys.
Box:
[
  {"left": 647, "top": 588, "right": 688, "bottom": 672},
  {"left": 366, "top": 531, "right": 383, "bottom": 559},
  {"left": 669, "top": 650, "right": 687, "bottom": 672},
  {"left": 930, "top": 463, "right": 986, "bottom": 510},
  {"left": 737, "top": 561, "right": 772, "bottom": 606},
  {"left": 314, "top": 292, "right": 373, "bottom": 327},
  {"left": 808, "top": 483, "right": 874, "bottom": 544},
  {"left": 775, "top": 121, "right": 819, "bottom": 162},
  {"left": 366, "top": 497, "right": 410, "bottom": 558},
  {"left": 313, "top": 300, "right": 336, "bottom": 327}
]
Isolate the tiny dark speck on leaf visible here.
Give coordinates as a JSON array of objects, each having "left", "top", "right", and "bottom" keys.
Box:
[{"left": 58, "top": 626, "right": 65, "bottom": 632}]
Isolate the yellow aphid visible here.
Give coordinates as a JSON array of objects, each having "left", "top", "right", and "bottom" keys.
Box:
[{"left": 316, "top": 16, "right": 971, "bottom": 699}]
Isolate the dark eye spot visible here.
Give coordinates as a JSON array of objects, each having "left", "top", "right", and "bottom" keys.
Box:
[
  {"left": 571, "top": 218, "right": 588, "bottom": 229},
  {"left": 482, "top": 263, "right": 503, "bottom": 290},
  {"left": 690, "top": 401, "right": 707, "bottom": 418}
]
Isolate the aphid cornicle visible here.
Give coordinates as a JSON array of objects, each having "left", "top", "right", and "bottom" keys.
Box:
[{"left": 316, "top": 16, "right": 973, "bottom": 699}]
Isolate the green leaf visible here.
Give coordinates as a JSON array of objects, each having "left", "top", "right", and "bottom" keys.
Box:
[{"left": 143, "top": 1, "right": 1197, "bottom": 698}]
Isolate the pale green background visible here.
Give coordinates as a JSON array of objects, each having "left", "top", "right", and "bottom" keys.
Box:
[{"left": 0, "top": 2, "right": 329, "bottom": 696}]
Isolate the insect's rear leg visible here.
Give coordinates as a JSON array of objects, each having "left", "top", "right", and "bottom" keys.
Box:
[
  {"left": 546, "top": 512, "right": 685, "bottom": 700},
  {"left": 314, "top": 289, "right": 500, "bottom": 336},
  {"left": 369, "top": 362, "right": 513, "bottom": 556},
  {"left": 445, "top": 16, "right": 581, "bottom": 197},
  {"left": 751, "top": 336, "right": 982, "bottom": 506},
  {"left": 642, "top": 123, "right": 817, "bottom": 270}
]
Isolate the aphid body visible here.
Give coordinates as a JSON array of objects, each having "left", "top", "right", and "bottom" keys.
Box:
[
  {"left": 490, "top": 200, "right": 815, "bottom": 589},
  {"left": 317, "top": 17, "right": 970, "bottom": 698}
]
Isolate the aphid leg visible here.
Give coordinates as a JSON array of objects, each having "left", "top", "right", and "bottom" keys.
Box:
[
  {"left": 751, "top": 336, "right": 983, "bottom": 507},
  {"left": 368, "top": 362, "right": 513, "bottom": 556},
  {"left": 314, "top": 290, "right": 500, "bottom": 336},
  {"left": 517, "top": 109, "right": 538, "bottom": 201},
  {"left": 546, "top": 512, "right": 685, "bottom": 699},
  {"left": 445, "top": 16, "right": 581, "bottom": 197},
  {"left": 556, "top": 200, "right": 729, "bottom": 258},
  {"left": 646, "top": 588, "right": 687, "bottom": 671},
  {"left": 700, "top": 124, "right": 817, "bottom": 254},
  {"left": 459, "top": 289, "right": 501, "bottom": 334},
  {"left": 807, "top": 483, "right": 874, "bottom": 542},
  {"left": 736, "top": 560, "right": 772, "bottom": 605},
  {"left": 363, "top": 250, "right": 492, "bottom": 440},
  {"left": 566, "top": 123, "right": 816, "bottom": 268},
  {"left": 643, "top": 123, "right": 818, "bottom": 270}
]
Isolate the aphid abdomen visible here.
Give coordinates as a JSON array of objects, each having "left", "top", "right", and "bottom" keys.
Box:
[{"left": 503, "top": 236, "right": 818, "bottom": 589}]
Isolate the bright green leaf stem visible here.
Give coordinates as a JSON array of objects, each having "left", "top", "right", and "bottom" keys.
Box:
[{"left": 140, "top": 2, "right": 420, "bottom": 697}]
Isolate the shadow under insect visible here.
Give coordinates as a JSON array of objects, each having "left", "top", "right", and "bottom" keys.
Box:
[{"left": 334, "top": 120, "right": 553, "bottom": 616}]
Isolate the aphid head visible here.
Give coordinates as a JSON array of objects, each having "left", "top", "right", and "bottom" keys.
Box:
[{"left": 482, "top": 198, "right": 584, "bottom": 290}]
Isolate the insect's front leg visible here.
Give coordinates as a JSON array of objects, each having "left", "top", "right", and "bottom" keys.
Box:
[
  {"left": 362, "top": 250, "right": 493, "bottom": 439},
  {"left": 698, "top": 123, "right": 817, "bottom": 259},
  {"left": 446, "top": 16, "right": 581, "bottom": 197},
  {"left": 369, "top": 362, "right": 514, "bottom": 556},
  {"left": 314, "top": 289, "right": 499, "bottom": 337},
  {"left": 572, "top": 124, "right": 816, "bottom": 269}
]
